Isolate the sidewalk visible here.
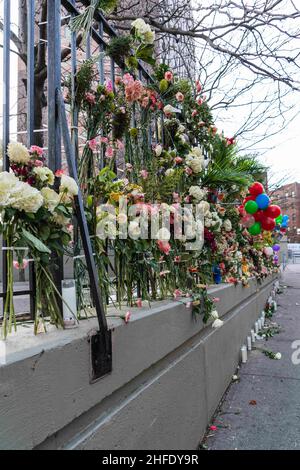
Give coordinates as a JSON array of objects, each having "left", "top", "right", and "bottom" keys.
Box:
[{"left": 204, "top": 264, "right": 300, "bottom": 450}]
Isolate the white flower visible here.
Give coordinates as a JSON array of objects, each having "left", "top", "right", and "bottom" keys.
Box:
[
  {"left": 128, "top": 220, "right": 141, "bottom": 238},
  {"left": 163, "top": 104, "right": 180, "bottom": 115},
  {"left": 212, "top": 319, "right": 224, "bottom": 329},
  {"left": 156, "top": 227, "right": 171, "bottom": 240},
  {"left": 9, "top": 182, "right": 43, "bottom": 213},
  {"left": 199, "top": 201, "right": 211, "bottom": 216},
  {"left": 0, "top": 171, "right": 19, "bottom": 206},
  {"left": 275, "top": 352, "right": 282, "bottom": 360},
  {"left": 41, "top": 187, "right": 60, "bottom": 213},
  {"left": 59, "top": 175, "right": 78, "bottom": 197},
  {"left": 223, "top": 219, "right": 232, "bottom": 232},
  {"left": 7, "top": 142, "right": 30, "bottom": 164},
  {"left": 191, "top": 146, "right": 203, "bottom": 159},
  {"left": 186, "top": 154, "right": 203, "bottom": 173},
  {"left": 165, "top": 168, "right": 175, "bottom": 177},
  {"left": 96, "top": 213, "right": 117, "bottom": 240},
  {"left": 189, "top": 186, "right": 206, "bottom": 201},
  {"left": 131, "top": 18, "right": 148, "bottom": 33},
  {"left": 154, "top": 144, "right": 163, "bottom": 157},
  {"left": 33, "top": 167, "right": 54, "bottom": 185},
  {"left": 143, "top": 29, "right": 155, "bottom": 44},
  {"left": 210, "top": 310, "right": 219, "bottom": 320}
]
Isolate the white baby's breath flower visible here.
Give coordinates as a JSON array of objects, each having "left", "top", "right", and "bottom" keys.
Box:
[
  {"left": 7, "top": 142, "right": 30, "bottom": 164},
  {"left": 275, "top": 352, "right": 282, "bottom": 360}
]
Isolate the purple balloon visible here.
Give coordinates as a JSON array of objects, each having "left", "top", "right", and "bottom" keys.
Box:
[
  {"left": 274, "top": 255, "right": 279, "bottom": 262},
  {"left": 273, "top": 244, "right": 280, "bottom": 252}
]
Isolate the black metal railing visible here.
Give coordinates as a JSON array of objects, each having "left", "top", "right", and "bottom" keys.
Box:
[{"left": 1, "top": 0, "right": 166, "bottom": 378}]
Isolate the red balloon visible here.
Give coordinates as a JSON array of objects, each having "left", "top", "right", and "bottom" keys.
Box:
[
  {"left": 264, "top": 205, "right": 281, "bottom": 219},
  {"left": 261, "top": 217, "right": 276, "bottom": 231},
  {"left": 254, "top": 210, "right": 265, "bottom": 222},
  {"left": 243, "top": 195, "right": 256, "bottom": 205},
  {"left": 249, "top": 182, "right": 264, "bottom": 197}
]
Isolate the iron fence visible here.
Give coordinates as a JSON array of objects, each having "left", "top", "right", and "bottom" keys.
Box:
[{"left": 1, "top": 0, "right": 167, "bottom": 378}]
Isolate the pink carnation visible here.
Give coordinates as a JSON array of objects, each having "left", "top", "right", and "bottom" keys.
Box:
[{"left": 30, "top": 145, "right": 44, "bottom": 156}]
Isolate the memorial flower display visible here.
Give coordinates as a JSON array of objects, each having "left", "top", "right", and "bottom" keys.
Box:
[
  {"left": 1, "top": 20, "right": 283, "bottom": 337},
  {"left": 61, "top": 19, "right": 282, "bottom": 327}
]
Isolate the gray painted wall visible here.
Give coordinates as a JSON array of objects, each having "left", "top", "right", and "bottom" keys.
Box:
[{"left": 0, "top": 275, "right": 277, "bottom": 450}]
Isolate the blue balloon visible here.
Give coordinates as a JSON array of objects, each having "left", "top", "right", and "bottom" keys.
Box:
[
  {"left": 281, "top": 223, "right": 287, "bottom": 228},
  {"left": 283, "top": 215, "right": 289, "bottom": 222},
  {"left": 256, "top": 193, "right": 270, "bottom": 210}
]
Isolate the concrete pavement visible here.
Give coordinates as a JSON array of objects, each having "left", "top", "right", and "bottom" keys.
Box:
[{"left": 203, "top": 264, "right": 300, "bottom": 450}]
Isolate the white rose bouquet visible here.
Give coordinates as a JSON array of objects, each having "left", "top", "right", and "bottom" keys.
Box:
[{"left": 0, "top": 143, "right": 78, "bottom": 338}]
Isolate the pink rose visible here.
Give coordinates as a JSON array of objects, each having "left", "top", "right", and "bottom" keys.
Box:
[
  {"left": 174, "top": 156, "right": 183, "bottom": 164},
  {"left": 157, "top": 240, "right": 171, "bottom": 255},
  {"left": 88, "top": 138, "right": 97, "bottom": 151},
  {"left": 34, "top": 159, "right": 43, "bottom": 167},
  {"left": 176, "top": 92, "right": 184, "bottom": 102},
  {"left": 164, "top": 71, "right": 173, "bottom": 82},
  {"left": 191, "top": 109, "right": 198, "bottom": 118}
]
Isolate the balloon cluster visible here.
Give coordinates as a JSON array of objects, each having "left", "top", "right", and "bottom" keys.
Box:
[
  {"left": 264, "top": 244, "right": 281, "bottom": 264},
  {"left": 240, "top": 182, "right": 281, "bottom": 236},
  {"left": 274, "top": 213, "right": 289, "bottom": 234}
]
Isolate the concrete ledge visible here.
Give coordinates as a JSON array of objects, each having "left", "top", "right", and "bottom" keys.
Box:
[{"left": 0, "top": 274, "right": 277, "bottom": 450}]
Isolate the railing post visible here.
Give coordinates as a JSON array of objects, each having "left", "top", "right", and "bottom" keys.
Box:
[
  {"left": 27, "top": 0, "right": 36, "bottom": 319},
  {"left": 2, "top": 0, "right": 11, "bottom": 315},
  {"left": 47, "top": 0, "right": 63, "bottom": 308}
]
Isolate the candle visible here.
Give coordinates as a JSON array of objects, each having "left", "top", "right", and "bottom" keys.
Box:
[
  {"left": 257, "top": 318, "right": 262, "bottom": 330},
  {"left": 62, "top": 279, "right": 78, "bottom": 328},
  {"left": 251, "top": 329, "right": 256, "bottom": 343},
  {"left": 241, "top": 345, "right": 247, "bottom": 363},
  {"left": 273, "top": 301, "right": 278, "bottom": 312},
  {"left": 247, "top": 336, "right": 252, "bottom": 351},
  {"left": 255, "top": 321, "right": 259, "bottom": 334},
  {"left": 261, "top": 316, "right": 265, "bottom": 327}
]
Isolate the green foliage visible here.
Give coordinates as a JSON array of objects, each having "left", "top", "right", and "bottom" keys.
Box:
[
  {"left": 70, "top": 0, "right": 118, "bottom": 38},
  {"left": 106, "top": 35, "right": 132, "bottom": 63}
]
